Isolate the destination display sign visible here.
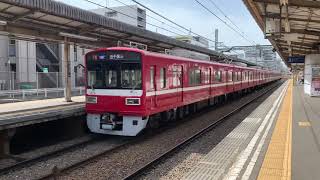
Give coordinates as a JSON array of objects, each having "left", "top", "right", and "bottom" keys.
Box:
[
  {"left": 288, "top": 56, "right": 305, "bottom": 63},
  {"left": 87, "top": 51, "right": 141, "bottom": 61}
]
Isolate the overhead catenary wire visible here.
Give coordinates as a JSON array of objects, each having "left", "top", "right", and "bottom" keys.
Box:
[
  {"left": 131, "top": 0, "right": 220, "bottom": 45},
  {"left": 131, "top": 0, "right": 249, "bottom": 54},
  {"left": 206, "top": 0, "right": 255, "bottom": 44},
  {"left": 83, "top": 0, "right": 185, "bottom": 37},
  {"left": 195, "top": 0, "right": 256, "bottom": 45},
  {"left": 82, "top": 0, "right": 244, "bottom": 56},
  {"left": 110, "top": 0, "right": 189, "bottom": 35}
]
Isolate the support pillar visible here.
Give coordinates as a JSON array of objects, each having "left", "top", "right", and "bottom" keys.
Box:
[
  {"left": 64, "top": 38, "right": 72, "bottom": 102},
  {"left": 0, "top": 129, "right": 16, "bottom": 157}
]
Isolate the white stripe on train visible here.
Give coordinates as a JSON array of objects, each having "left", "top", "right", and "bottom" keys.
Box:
[{"left": 86, "top": 76, "right": 281, "bottom": 97}]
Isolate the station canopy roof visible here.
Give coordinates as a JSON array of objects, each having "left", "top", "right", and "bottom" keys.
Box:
[
  {"left": 0, "top": 0, "right": 256, "bottom": 66},
  {"left": 243, "top": 0, "right": 320, "bottom": 65}
]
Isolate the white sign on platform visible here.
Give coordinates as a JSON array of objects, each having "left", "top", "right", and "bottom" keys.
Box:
[{"left": 311, "top": 66, "right": 320, "bottom": 96}]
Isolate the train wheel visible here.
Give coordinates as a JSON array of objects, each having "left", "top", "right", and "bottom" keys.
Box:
[
  {"left": 183, "top": 105, "right": 189, "bottom": 116},
  {"left": 160, "top": 111, "right": 170, "bottom": 122},
  {"left": 148, "top": 116, "right": 160, "bottom": 129},
  {"left": 188, "top": 104, "right": 196, "bottom": 114},
  {"left": 170, "top": 109, "right": 176, "bottom": 121},
  {"left": 176, "top": 107, "right": 184, "bottom": 120}
]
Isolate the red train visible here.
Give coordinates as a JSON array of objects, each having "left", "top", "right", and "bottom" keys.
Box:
[{"left": 85, "top": 47, "right": 281, "bottom": 136}]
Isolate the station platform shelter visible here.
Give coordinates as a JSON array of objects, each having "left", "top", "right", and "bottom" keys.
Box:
[{"left": 180, "top": 79, "right": 320, "bottom": 180}]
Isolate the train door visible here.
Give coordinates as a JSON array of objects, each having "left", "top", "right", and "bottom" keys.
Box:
[
  {"left": 227, "top": 69, "right": 233, "bottom": 93},
  {"left": 149, "top": 65, "right": 157, "bottom": 109},
  {"left": 173, "top": 65, "right": 183, "bottom": 103},
  {"left": 205, "top": 68, "right": 211, "bottom": 97}
]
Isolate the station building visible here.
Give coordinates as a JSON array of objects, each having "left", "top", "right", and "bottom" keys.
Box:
[{"left": 0, "top": 36, "right": 89, "bottom": 90}]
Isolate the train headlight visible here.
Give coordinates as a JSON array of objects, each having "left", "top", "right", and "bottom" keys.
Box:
[
  {"left": 86, "top": 96, "right": 97, "bottom": 104},
  {"left": 125, "top": 98, "right": 140, "bottom": 105}
]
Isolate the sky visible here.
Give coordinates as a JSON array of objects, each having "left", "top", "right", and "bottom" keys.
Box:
[{"left": 56, "top": 0, "right": 270, "bottom": 47}]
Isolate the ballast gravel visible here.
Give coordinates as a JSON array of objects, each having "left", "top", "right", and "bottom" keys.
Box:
[{"left": 59, "top": 85, "right": 279, "bottom": 180}]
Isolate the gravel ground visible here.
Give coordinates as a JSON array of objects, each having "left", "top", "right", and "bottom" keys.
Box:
[
  {"left": 18, "top": 135, "right": 93, "bottom": 159},
  {"left": 57, "top": 83, "right": 282, "bottom": 180},
  {"left": 0, "top": 135, "right": 93, "bottom": 170},
  {"left": 139, "top": 85, "right": 278, "bottom": 180},
  {"left": 0, "top": 136, "right": 129, "bottom": 180},
  {"left": 0, "top": 134, "right": 99, "bottom": 169}
]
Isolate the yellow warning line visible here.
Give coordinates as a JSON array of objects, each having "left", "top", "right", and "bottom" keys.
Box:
[{"left": 258, "top": 80, "right": 292, "bottom": 180}]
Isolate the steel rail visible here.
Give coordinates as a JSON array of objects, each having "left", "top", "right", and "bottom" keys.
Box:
[
  {"left": 34, "top": 80, "right": 282, "bottom": 180},
  {"left": 123, "top": 81, "right": 283, "bottom": 179},
  {"left": 0, "top": 136, "right": 100, "bottom": 176}
]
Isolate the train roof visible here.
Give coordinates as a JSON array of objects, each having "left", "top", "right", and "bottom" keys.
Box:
[{"left": 91, "top": 47, "right": 275, "bottom": 72}]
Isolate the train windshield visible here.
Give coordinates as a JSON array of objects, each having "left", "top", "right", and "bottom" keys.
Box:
[{"left": 86, "top": 51, "right": 142, "bottom": 90}]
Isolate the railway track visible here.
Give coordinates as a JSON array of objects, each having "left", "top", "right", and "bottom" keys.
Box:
[
  {"left": 123, "top": 81, "right": 283, "bottom": 179},
  {"left": 0, "top": 135, "right": 100, "bottom": 176},
  {"left": 13, "top": 81, "right": 282, "bottom": 180}
]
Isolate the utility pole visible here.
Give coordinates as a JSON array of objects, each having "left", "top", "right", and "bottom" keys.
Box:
[
  {"left": 64, "top": 37, "right": 72, "bottom": 102},
  {"left": 215, "top": 29, "right": 218, "bottom": 51}
]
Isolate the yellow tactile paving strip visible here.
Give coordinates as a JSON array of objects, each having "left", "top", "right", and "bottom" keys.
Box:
[{"left": 258, "top": 80, "right": 292, "bottom": 180}]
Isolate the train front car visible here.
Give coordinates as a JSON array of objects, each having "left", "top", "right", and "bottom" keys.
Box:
[{"left": 85, "top": 48, "right": 147, "bottom": 136}]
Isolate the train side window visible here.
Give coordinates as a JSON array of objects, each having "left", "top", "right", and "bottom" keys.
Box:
[
  {"left": 189, "top": 68, "right": 201, "bottom": 86},
  {"left": 173, "top": 65, "right": 182, "bottom": 87},
  {"left": 160, "top": 68, "right": 166, "bottom": 88},
  {"left": 203, "top": 68, "right": 210, "bottom": 84},
  {"left": 233, "top": 72, "right": 237, "bottom": 82},
  {"left": 228, "top": 71, "right": 233, "bottom": 82},
  {"left": 195, "top": 69, "right": 201, "bottom": 85},
  {"left": 150, "top": 66, "right": 155, "bottom": 90},
  {"left": 237, "top": 72, "right": 241, "bottom": 81},
  {"left": 214, "top": 71, "right": 222, "bottom": 82}
]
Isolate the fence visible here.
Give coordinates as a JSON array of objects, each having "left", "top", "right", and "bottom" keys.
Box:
[{"left": 0, "top": 71, "right": 85, "bottom": 103}]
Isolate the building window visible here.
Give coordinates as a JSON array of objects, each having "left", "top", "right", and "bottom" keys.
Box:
[
  {"left": 74, "top": 45, "right": 77, "bottom": 62},
  {"left": 160, "top": 68, "right": 166, "bottom": 88},
  {"left": 137, "top": 16, "right": 144, "bottom": 22},
  {"left": 9, "top": 39, "right": 16, "bottom": 57},
  {"left": 150, "top": 66, "right": 154, "bottom": 90},
  {"left": 106, "top": 11, "right": 117, "bottom": 17},
  {"left": 137, "top": 8, "right": 144, "bottom": 14}
]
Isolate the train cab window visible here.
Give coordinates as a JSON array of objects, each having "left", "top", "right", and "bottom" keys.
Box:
[
  {"left": 86, "top": 50, "right": 142, "bottom": 90},
  {"left": 121, "top": 63, "right": 141, "bottom": 89},
  {"left": 150, "top": 66, "right": 155, "bottom": 90},
  {"left": 106, "top": 69, "right": 118, "bottom": 87},
  {"left": 160, "top": 68, "right": 166, "bottom": 88}
]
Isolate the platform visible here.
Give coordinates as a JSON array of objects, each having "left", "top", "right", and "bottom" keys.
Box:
[
  {"left": 181, "top": 79, "right": 320, "bottom": 180},
  {"left": 0, "top": 96, "right": 85, "bottom": 130},
  {"left": 291, "top": 85, "right": 320, "bottom": 180}
]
